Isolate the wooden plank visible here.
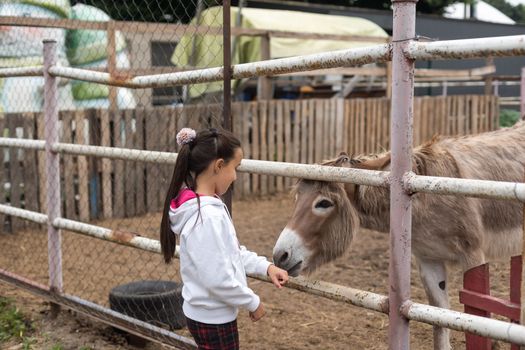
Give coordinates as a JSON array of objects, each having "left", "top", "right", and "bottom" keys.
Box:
[
  {"left": 293, "top": 101, "right": 301, "bottom": 165},
  {"left": 251, "top": 102, "right": 260, "bottom": 194},
  {"left": 241, "top": 102, "right": 251, "bottom": 197},
  {"left": 260, "top": 101, "right": 268, "bottom": 196},
  {"left": 492, "top": 96, "right": 499, "bottom": 131},
  {"left": 314, "top": 99, "right": 324, "bottom": 163},
  {"left": 461, "top": 264, "right": 492, "bottom": 350},
  {"left": 370, "top": 98, "right": 378, "bottom": 153},
  {"left": 471, "top": 95, "right": 479, "bottom": 134},
  {"left": 300, "top": 100, "right": 308, "bottom": 164},
  {"left": 480, "top": 95, "right": 488, "bottom": 132},
  {"left": 323, "top": 99, "right": 330, "bottom": 159},
  {"left": 88, "top": 110, "right": 102, "bottom": 220},
  {"left": 7, "top": 115, "right": 23, "bottom": 231},
  {"left": 36, "top": 113, "right": 47, "bottom": 214},
  {"left": 61, "top": 112, "right": 76, "bottom": 220},
  {"left": 375, "top": 98, "right": 381, "bottom": 152},
  {"left": 99, "top": 109, "right": 113, "bottom": 219},
  {"left": 383, "top": 98, "right": 390, "bottom": 151},
  {"left": 465, "top": 95, "right": 472, "bottom": 135},
  {"left": 22, "top": 113, "right": 39, "bottom": 228},
  {"left": 359, "top": 99, "right": 366, "bottom": 155},
  {"left": 257, "top": 34, "right": 272, "bottom": 101},
  {"left": 343, "top": 100, "right": 350, "bottom": 154},
  {"left": 325, "top": 99, "right": 332, "bottom": 156},
  {"left": 268, "top": 100, "right": 276, "bottom": 194},
  {"left": 422, "top": 97, "right": 429, "bottom": 143},
  {"left": 0, "top": 116, "right": 5, "bottom": 230},
  {"left": 124, "top": 109, "right": 136, "bottom": 217},
  {"left": 308, "top": 99, "right": 315, "bottom": 164},
  {"left": 423, "top": 97, "right": 430, "bottom": 142},
  {"left": 438, "top": 97, "right": 446, "bottom": 136},
  {"left": 276, "top": 101, "right": 284, "bottom": 192},
  {"left": 75, "top": 110, "right": 90, "bottom": 222},
  {"left": 232, "top": 102, "right": 243, "bottom": 200},
  {"left": 157, "top": 108, "right": 171, "bottom": 211},
  {"left": 348, "top": 100, "right": 355, "bottom": 155},
  {"left": 135, "top": 107, "right": 146, "bottom": 215},
  {"left": 458, "top": 96, "right": 465, "bottom": 135},
  {"left": 413, "top": 98, "right": 421, "bottom": 146},
  {"left": 446, "top": 96, "right": 454, "bottom": 135},
  {"left": 147, "top": 108, "right": 162, "bottom": 212},
  {"left": 330, "top": 99, "right": 337, "bottom": 156},
  {"left": 113, "top": 111, "right": 125, "bottom": 218},
  {"left": 284, "top": 100, "right": 293, "bottom": 189}
]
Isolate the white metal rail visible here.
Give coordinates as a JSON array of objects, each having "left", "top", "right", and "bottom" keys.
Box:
[{"left": 1, "top": 28, "right": 525, "bottom": 349}]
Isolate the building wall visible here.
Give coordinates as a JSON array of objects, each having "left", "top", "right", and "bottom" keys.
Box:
[{"left": 247, "top": 0, "right": 525, "bottom": 99}]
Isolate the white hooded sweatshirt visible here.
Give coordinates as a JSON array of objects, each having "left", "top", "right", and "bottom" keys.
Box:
[{"left": 169, "top": 194, "right": 271, "bottom": 324}]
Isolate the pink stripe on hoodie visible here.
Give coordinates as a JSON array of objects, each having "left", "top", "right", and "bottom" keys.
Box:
[{"left": 171, "top": 189, "right": 198, "bottom": 210}]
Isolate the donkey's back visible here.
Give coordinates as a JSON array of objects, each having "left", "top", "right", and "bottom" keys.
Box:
[{"left": 411, "top": 122, "right": 525, "bottom": 267}]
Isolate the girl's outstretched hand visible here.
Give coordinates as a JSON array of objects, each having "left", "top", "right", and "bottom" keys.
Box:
[{"left": 267, "top": 264, "right": 289, "bottom": 289}]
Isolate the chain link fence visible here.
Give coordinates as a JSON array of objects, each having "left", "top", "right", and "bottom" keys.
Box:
[
  {"left": 1, "top": 1, "right": 514, "bottom": 348},
  {"left": 1, "top": 0, "right": 227, "bottom": 347}
]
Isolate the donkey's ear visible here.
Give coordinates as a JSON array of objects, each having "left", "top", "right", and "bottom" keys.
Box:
[
  {"left": 354, "top": 153, "right": 391, "bottom": 170},
  {"left": 335, "top": 152, "right": 351, "bottom": 166}
]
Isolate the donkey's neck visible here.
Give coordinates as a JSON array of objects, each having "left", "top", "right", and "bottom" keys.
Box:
[{"left": 355, "top": 185, "right": 390, "bottom": 232}]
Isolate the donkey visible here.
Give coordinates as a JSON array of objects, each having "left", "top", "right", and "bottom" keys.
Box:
[{"left": 272, "top": 122, "right": 525, "bottom": 350}]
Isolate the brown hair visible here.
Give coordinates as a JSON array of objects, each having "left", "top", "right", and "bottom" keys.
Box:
[{"left": 160, "top": 128, "right": 241, "bottom": 263}]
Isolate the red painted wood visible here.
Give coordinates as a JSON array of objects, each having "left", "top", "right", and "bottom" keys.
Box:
[
  {"left": 510, "top": 256, "right": 522, "bottom": 312},
  {"left": 463, "top": 264, "right": 492, "bottom": 350},
  {"left": 459, "top": 289, "right": 520, "bottom": 320},
  {"left": 510, "top": 256, "right": 522, "bottom": 350}
]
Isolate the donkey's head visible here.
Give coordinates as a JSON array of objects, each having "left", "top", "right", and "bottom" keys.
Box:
[
  {"left": 272, "top": 153, "right": 359, "bottom": 276},
  {"left": 273, "top": 152, "right": 390, "bottom": 276}
]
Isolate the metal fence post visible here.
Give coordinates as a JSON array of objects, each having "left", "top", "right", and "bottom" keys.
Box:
[
  {"left": 43, "top": 40, "right": 63, "bottom": 316},
  {"left": 390, "top": 1, "right": 417, "bottom": 349},
  {"left": 223, "top": 0, "right": 233, "bottom": 213}
]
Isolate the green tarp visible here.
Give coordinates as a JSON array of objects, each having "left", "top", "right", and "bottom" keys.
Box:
[{"left": 171, "top": 6, "right": 388, "bottom": 99}]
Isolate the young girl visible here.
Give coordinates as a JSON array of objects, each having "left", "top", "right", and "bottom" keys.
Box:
[{"left": 160, "top": 127, "right": 289, "bottom": 349}]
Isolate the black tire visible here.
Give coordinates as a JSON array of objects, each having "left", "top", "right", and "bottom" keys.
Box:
[{"left": 109, "top": 280, "right": 185, "bottom": 330}]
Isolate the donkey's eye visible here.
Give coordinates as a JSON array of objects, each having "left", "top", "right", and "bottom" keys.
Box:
[{"left": 315, "top": 199, "right": 333, "bottom": 209}]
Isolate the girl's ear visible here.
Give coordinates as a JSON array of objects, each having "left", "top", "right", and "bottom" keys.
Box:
[{"left": 214, "top": 158, "right": 225, "bottom": 173}]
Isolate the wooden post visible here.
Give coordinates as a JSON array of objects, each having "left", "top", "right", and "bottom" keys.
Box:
[
  {"left": 386, "top": 61, "right": 392, "bottom": 99},
  {"left": 257, "top": 34, "right": 272, "bottom": 100},
  {"left": 484, "top": 57, "right": 494, "bottom": 96},
  {"left": 128, "top": 33, "right": 152, "bottom": 107},
  {"left": 107, "top": 21, "right": 118, "bottom": 112},
  {"left": 462, "top": 264, "right": 492, "bottom": 350}
]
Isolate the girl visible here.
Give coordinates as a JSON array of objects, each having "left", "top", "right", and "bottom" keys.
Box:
[{"left": 160, "top": 127, "right": 289, "bottom": 350}]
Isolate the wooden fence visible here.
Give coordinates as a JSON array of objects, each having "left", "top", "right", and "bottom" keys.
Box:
[{"left": 0, "top": 95, "right": 499, "bottom": 232}]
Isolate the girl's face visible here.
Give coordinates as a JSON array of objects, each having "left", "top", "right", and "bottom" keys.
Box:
[{"left": 215, "top": 147, "right": 243, "bottom": 195}]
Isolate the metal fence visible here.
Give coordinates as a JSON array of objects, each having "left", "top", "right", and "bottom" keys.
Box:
[
  {"left": 0, "top": 95, "right": 499, "bottom": 234},
  {"left": 2, "top": 1, "right": 525, "bottom": 350}
]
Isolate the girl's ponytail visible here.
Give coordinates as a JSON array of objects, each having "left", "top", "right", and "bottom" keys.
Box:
[{"left": 160, "top": 144, "right": 191, "bottom": 263}]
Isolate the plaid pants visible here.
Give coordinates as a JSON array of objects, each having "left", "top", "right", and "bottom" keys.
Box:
[{"left": 186, "top": 317, "right": 240, "bottom": 350}]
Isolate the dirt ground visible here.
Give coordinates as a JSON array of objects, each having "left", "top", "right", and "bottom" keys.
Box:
[{"left": 0, "top": 194, "right": 516, "bottom": 349}]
